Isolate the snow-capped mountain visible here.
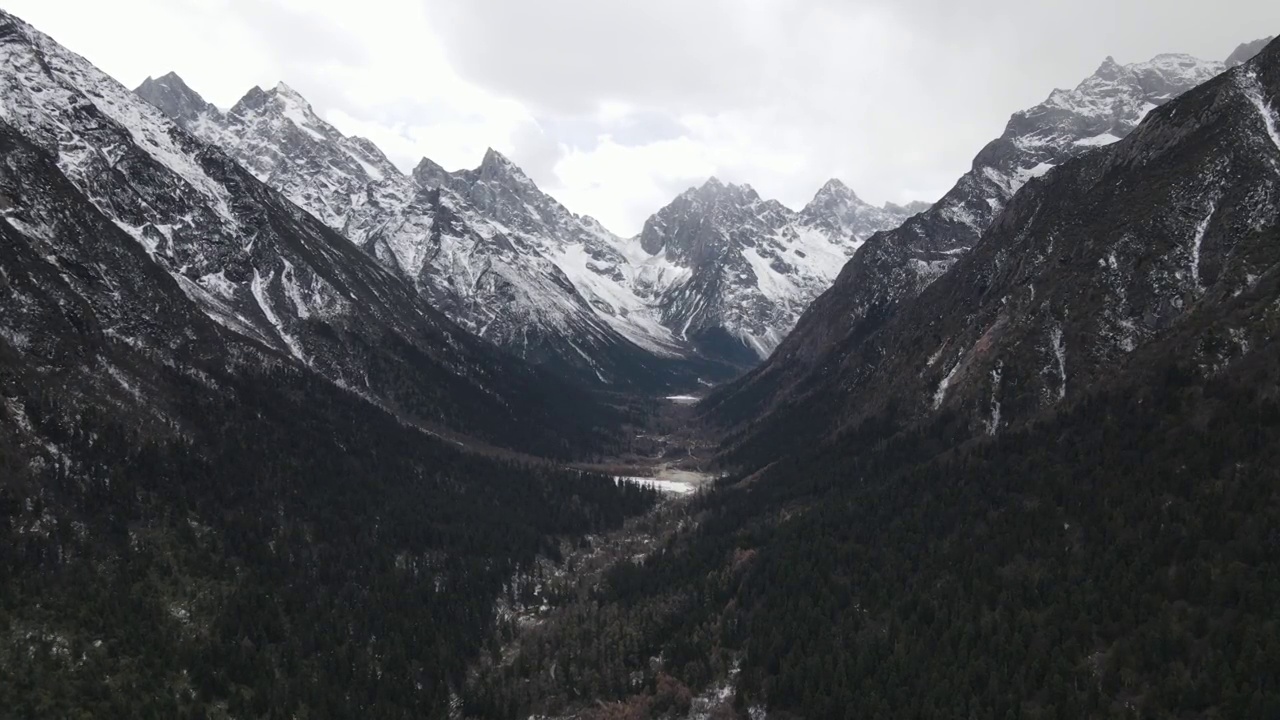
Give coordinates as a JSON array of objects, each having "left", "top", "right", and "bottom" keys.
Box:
[
  {"left": 407, "top": 147, "right": 696, "bottom": 368},
  {"left": 137, "top": 74, "right": 735, "bottom": 387},
  {"left": 798, "top": 178, "right": 929, "bottom": 240},
  {"left": 136, "top": 74, "right": 916, "bottom": 379},
  {"left": 708, "top": 42, "right": 1259, "bottom": 426},
  {"left": 0, "top": 9, "right": 614, "bottom": 454},
  {"left": 636, "top": 177, "right": 921, "bottom": 360},
  {"left": 711, "top": 35, "right": 1280, "bottom": 466}
]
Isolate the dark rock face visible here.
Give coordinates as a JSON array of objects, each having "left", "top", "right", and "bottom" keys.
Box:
[
  {"left": 710, "top": 37, "right": 1280, "bottom": 467},
  {"left": 707, "top": 45, "right": 1232, "bottom": 431},
  {"left": 1226, "top": 36, "right": 1274, "bottom": 67},
  {"left": 134, "top": 72, "right": 220, "bottom": 128}
]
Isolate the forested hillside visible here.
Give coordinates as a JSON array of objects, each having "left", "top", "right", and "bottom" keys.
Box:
[{"left": 466, "top": 280, "right": 1280, "bottom": 719}]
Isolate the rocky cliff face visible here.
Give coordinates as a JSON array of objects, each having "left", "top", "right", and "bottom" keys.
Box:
[{"left": 634, "top": 177, "right": 917, "bottom": 360}]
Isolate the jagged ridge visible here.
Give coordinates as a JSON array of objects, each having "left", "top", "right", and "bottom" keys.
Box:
[{"left": 135, "top": 76, "right": 916, "bottom": 379}]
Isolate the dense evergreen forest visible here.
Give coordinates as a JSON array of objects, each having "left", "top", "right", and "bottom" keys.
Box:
[
  {"left": 465, "top": 326, "right": 1280, "bottom": 718},
  {"left": 0, "top": 362, "right": 656, "bottom": 719}
]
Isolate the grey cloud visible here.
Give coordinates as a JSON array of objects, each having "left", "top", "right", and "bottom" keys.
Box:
[
  {"left": 421, "top": 0, "right": 1280, "bottom": 220},
  {"left": 230, "top": 0, "right": 369, "bottom": 67},
  {"left": 425, "top": 0, "right": 775, "bottom": 115},
  {"left": 606, "top": 111, "right": 688, "bottom": 147},
  {"left": 509, "top": 121, "right": 567, "bottom": 187},
  {"left": 27, "top": 0, "right": 1276, "bottom": 233},
  {"left": 537, "top": 110, "right": 688, "bottom": 151},
  {"left": 220, "top": 0, "right": 371, "bottom": 112}
]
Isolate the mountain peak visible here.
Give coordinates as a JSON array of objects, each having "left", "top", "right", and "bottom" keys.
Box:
[
  {"left": 477, "top": 147, "right": 535, "bottom": 187},
  {"left": 272, "top": 81, "right": 310, "bottom": 106},
  {"left": 229, "top": 85, "right": 269, "bottom": 114},
  {"left": 689, "top": 176, "right": 756, "bottom": 201},
  {"left": 480, "top": 146, "right": 515, "bottom": 170},
  {"left": 136, "top": 71, "right": 193, "bottom": 97},
  {"left": 1092, "top": 55, "right": 1126, "bottom": 81},
  {"left": 228, "top": 80, "right": 332, "bottom": 137},
  {"left": 812, "top": 178, "right": 860, "bottom": 204},
  {"left": 134, "top": 71, "right": 219, "bottom": 128},
  {"left": 819, "top": 177, "right": 850, "bottom": 192},
  {"left": 148, "top": 70, "right": 188, "bottom": 87},
  {"left": 1226, "top": 36, "right": 1275, "bottom": 67},
  {"left": 412, "top": 156, "right": 452, "bottom": 189},
  {"left": 229, "top": 80, "right": 319, "bottom": 118}
]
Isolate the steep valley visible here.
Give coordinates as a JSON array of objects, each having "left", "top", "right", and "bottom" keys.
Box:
[{"left": 3, "top": 6, "right": 1280, "bottom": 720}]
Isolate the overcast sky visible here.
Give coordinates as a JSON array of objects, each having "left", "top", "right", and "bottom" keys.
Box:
[{"left": 8, "top": 0, "right": 1278, "bottom": 235}]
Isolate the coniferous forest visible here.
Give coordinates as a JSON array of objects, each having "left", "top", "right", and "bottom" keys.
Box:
[
  {"left": 1, "top": 364, "right": 656, "bottom": 719},
  {"left": 463, "top": 338, "right": 1280, "bottom": 719}
]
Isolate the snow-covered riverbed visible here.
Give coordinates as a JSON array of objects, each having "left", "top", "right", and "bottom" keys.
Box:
[
  {"left": 664, "top": 394, "right": 700, "bottom": 405},
  {"left": 616, "top": 467, "right": 717, "bottom": 495}
]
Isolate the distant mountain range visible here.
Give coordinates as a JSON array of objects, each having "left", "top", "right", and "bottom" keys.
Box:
[
  {"left": 135, "top": 47, "right": 1260, "bottom": 389},
  {"left": 134, "top": 74, "right": 921, "bottom": 384}
]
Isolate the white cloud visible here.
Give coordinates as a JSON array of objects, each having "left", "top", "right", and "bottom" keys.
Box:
[{"left": 7, "top": 0, "right": 1279, "bottom": 235}]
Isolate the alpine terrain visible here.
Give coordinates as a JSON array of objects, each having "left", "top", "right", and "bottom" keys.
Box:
[
  {"left": 135, "top": 74, "right": 919, "bottom": 381},
  {"left": 5, "top": 4, "right": 1280, "bottom": 720}
]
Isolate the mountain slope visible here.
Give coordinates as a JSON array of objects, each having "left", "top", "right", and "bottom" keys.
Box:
[
  {"left": 0, "top": 10, "right": 614, "bottom": 456},
  {"left": 706, "top": 43, "right": 1252, "bottom": 433}
]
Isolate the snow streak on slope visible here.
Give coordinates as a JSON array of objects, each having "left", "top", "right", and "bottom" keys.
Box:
[
  {"left": 1239, "top": 67, "right": 1280, "bottom": 154},
  {"left": 933, "top": 361, "right": 961, "bottom": 409},
  {"left": 1050, "top": 325, "right": 1067, "bottom": 402},
  {"left": 250, "top": 269, "right": 309, "bottom": 363},
  {"left": 1189, "top": 203, "right": 1216, "bottom": 287}
]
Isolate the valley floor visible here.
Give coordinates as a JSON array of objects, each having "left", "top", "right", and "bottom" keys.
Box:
[
  {"left": 569, "top": 393, "right": 722, "bottom": 492},
  {"left": 457, "top": 393, "right": 737, "bottom": 719}
]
